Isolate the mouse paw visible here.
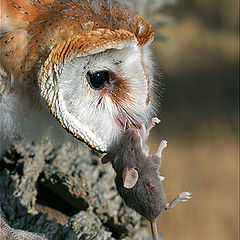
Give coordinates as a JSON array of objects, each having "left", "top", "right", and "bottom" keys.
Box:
[
  {"left": 147, "top": 117, "right": 161, "bottom": 133},
  {"left": 141, "top": 117, "right": 161, "bottom": 140},
  {"left": 165, "top": 191, "right": 192, "bottom": 210},
  {"left": 154, "top": 140, "right": 168, "bottom": 158},
  {"left": 159, "top": 140, "right": 168, "bottom": 152},
  {"left": 178, "top": 192, "right": 192, "bottom": 201},
  {"left": 160, "top": 175, "right": 165, "bottom": 181}
]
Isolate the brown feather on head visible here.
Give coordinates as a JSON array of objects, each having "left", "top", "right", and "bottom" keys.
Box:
[{"left": 0, "top": 0, "right": 156, "bottom": 152}]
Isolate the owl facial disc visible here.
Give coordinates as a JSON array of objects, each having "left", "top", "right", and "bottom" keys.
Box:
[{"left": 39, "top": 29, "right": 154, "bottom": 152}]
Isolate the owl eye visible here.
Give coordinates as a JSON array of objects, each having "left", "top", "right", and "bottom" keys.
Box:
[{"left": 86, "top": 71, "right": 110, "bottom": 90}]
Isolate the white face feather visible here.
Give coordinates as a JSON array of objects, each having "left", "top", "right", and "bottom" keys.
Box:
[{"left": 41, "top": 42, "right": 154, "bottom": 152}]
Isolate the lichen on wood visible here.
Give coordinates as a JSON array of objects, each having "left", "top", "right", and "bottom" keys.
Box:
[{"left": 0, "top": 140, "right": 152, "bottom": 239}]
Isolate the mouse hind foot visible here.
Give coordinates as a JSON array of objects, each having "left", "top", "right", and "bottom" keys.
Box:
[{"left": 165, "top": 191, "right": 192, "bottom": 210}]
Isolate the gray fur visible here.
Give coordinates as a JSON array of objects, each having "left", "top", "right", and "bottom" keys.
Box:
[{"left": 102, "top": 128, "right": 167, "bottom": 221}]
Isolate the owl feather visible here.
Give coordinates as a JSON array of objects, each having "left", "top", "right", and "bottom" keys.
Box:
[{"left": 0, "top": 0, "right": 156, "bottom": 152}]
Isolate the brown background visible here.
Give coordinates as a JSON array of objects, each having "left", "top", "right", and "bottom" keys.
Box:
[{"left": 146, "top": 0, "right": 238, "bottom": 239}]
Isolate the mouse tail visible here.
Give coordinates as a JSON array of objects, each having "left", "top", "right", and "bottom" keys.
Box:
[{"left": 150, "top": 220, "right": 158, "bottom": 240}]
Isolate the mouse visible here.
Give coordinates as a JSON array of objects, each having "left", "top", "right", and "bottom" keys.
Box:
[{"left": 101, "top": 117, "right": 192, "bottom": 240}]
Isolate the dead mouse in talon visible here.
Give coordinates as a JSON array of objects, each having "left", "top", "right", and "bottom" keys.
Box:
[{"left": 101, "top": 117, "right": 192, "bottom": 240}]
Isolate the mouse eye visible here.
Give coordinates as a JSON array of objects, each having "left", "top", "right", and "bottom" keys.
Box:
[{"left": 86, "top": 70, "right": 110, "bottom": 90}]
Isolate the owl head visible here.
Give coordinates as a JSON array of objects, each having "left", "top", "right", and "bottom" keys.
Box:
[
  {"left": 39, "top": 24, "right": 155, "bottom": 152},
  {"left": 1, "top": 0, "right": 156, "bottom": 152}
]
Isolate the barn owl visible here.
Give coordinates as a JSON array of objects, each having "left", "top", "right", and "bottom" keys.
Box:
[{"left": 0, "top": 0, "right": 156, "bottom": 154}]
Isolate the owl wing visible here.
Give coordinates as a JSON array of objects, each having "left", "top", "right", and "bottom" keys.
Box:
[
  {"left": 0, "top": 0, "right": 154, "bottom": 80},
  {"left": 0, "top": 0, "right": 54, "bottom": 33},
  {"left": 0, "top": 0, "right": 55, "bottom": 88}
]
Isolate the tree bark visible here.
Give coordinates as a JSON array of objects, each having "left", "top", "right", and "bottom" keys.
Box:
[{"left": 0, "top": 140, "right": 154, "bottom": 240}]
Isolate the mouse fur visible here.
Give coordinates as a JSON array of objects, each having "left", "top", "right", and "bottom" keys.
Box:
[{"left": 102, "top": 127, "right": 167, "bottom": 221}]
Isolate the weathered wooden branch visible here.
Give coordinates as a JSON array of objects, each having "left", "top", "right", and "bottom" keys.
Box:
[{"left": 0, "top": 140, "right": 154, "bottom": 239}]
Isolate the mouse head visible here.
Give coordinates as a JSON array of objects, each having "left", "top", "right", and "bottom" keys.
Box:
[
  {"left": 101, "top": 127, "right": 144, "bottom": 189},
  {"left": 103, "top": 154, "right": 140, "bottom": 189}
]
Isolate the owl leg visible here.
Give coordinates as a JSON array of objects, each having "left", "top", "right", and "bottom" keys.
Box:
[{"left": 165, "top": 192, "right": 192, "bottom": 210}]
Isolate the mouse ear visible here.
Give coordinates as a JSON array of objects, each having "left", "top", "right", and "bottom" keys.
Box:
[
  {"left": 101, "top": 154, "right": 112, "bottom": 164},
  {"left": 122, "top": 168, "right": 139, "bottom": 189},
  {"left": 101, "top": 149, "right": 118, "bottom": 164}
]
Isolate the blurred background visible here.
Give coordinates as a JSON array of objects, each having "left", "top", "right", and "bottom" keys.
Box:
[
  {"left": 0, "top": 0, "right": 238, "bottom": 239},
  {"left": 129, "top": 0, "right": 239, "bottom": 239}
]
